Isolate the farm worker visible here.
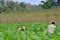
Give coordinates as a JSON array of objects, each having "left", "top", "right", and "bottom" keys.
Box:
[
  {"left": 17, "top": 26, "right": 25, "bottom": 31},
  {"left": 47, "top": 22, "right": 56, "bottom": 34}
]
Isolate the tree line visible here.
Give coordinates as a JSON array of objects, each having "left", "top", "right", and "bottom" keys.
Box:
[{"left": 0, "top": 0, "right": 60, "bottom": 13}]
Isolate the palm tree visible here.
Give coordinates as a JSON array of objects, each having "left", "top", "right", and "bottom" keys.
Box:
[{"left": 4, "top": 0, "right": 12, "bottom": 6}]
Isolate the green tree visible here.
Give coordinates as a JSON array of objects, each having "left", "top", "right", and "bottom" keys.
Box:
[
  {"left": 20, "top": 2, "right": 27, "bottom": 8},
  {"left": 6, "top": 1, "right": 15, "bottom": 9},
  {"left": 15, "top": 1, "right": 19, "bottom": 9},
  {"left": 19, "top": 2, "right": 27, "bottom": 12},
  {"left": 0, "top": 0, "right": 6, "bottom": 13},
  {"left": 42, "top": 0, "right": 53, "bottom": 9}
]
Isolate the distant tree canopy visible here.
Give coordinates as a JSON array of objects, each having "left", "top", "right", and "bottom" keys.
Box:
[
  {"left": 42, "top": 1, "right": 53, "bottom": 9},
  {"left": 6, "top": 1, "right": 15, "bottom": 9},
  {"left": 0, "top": 0, "right": 60, "bottom": 13},
  {"left": 57, "top": 0, "right": 60, "bottom": 6},
  {"left": 42, "top": 0, "right": 59, "bottom": 9},
  {"left": 20, "top": 2, "right": 26, "bottom": 8}
]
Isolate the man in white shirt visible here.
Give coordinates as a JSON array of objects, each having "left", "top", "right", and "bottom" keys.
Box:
[{"left": 47, "top": 22, "right": 56, "bottom": 34}]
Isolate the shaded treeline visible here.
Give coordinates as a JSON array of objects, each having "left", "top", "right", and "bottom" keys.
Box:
[{"left": 0, "top": 0, "right": 60, "bottom": 13}]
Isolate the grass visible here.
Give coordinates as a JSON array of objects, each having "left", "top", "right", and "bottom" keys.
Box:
[
  {"left": 0, "top": 7, "right": 60, "bottom": 40},
  {"left": 0, "top": 7, "right": 60, "bottom": 22},
  {"left": 0, "top": 22, "right": 60, "bottom": 40}
]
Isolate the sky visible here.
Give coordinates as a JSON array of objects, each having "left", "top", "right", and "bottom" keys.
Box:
[{"left": 14, "top": 0, "right": 46, "bottom": 5}]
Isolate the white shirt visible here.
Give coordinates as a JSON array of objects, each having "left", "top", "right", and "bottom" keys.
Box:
[{"left": 48, "top": 24, "right": 56, "bottom": 34}]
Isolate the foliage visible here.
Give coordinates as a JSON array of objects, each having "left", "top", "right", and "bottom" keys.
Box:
[
  {"left": 42, "top": 0, "right": 53, "bottom": 9},
  {"left": 0, "top": 22, "right": 60, "bottom": 40},
  {"left": 0, "top": 4, "right": 5, "bottom": 13},
  {"left": 19, "top": 2, "right": 27, "bottom": 9},
  {"left": 6, "top": 1, "right": 15, "bottom": 9},
  {"left": 0, "top": 0, "right": 60, "bottom": 13}
]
